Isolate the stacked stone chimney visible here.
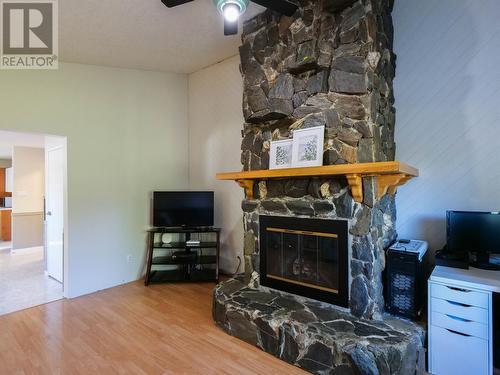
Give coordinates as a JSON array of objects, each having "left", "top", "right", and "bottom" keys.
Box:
[{"left": 238, "top": 0, "right": 398, "bottom": 319}]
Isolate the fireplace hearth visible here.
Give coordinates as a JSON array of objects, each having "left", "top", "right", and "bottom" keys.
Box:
[
  {"left": 213, "top": 277, "right": 426, "bottom": 374},
  {"left": 260, "top": 215, "right": 349, "bottom": 308}
]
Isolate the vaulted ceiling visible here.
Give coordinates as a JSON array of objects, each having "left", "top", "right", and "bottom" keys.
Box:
[{"left": 60, "top": 0, "right": 265, "bottom": 74}]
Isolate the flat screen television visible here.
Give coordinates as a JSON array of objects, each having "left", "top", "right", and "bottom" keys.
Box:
[
  {"left": 153, "top": 191, "right": 214, "bottom": 228},
  {"left": 447, "top": 210, "right": 500, "bottom": 270}
]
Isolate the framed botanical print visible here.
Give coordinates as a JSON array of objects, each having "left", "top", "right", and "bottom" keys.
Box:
[
  {"left": 269, "top": 139, "right": 293, "bottom": 169},
  {"left": 291, "top": 126, "right": 325, "bottom": 168}
]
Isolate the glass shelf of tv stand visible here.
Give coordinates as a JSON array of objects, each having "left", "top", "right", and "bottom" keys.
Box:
[
  {"left": 152, "top": 242, "right": 218, "bottom": 249},
  {"left": 152, "top": 255, "right": 216, "bottom": 265},
  {"left": 147, "top": 227, "right": 221, "bottom": 234},
  {"left": 149, "top": 268, "right": 217, "bottom": 283}
]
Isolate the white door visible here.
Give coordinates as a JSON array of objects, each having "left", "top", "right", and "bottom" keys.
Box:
[{"left": 46, "top": 147, "right": 64, "bottom": 283}]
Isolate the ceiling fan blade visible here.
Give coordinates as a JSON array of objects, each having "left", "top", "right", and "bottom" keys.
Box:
[
  {"left": 224, "top": 19, "right": 238, "bottom": 36},
  {"left": 161, "top": 0, "right": 194, "bottom": 7},
  {"left": 250, "top": 0, "right": 298, "bottom": 16}
]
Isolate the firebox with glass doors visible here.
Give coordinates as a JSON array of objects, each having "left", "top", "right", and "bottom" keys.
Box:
[{"left": 259, "top": 215, "right": 349, "bottom": 307}]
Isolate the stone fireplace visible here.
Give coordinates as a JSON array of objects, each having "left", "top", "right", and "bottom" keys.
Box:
[
  {"left": 239, "top": 0, "right": 399, "bottom": 320},
  {"left": 260, "top": 215, "right": 349, "bottom": 308},
  {"left": 213, "top": 0, "right": 425, "bottom": 373}
]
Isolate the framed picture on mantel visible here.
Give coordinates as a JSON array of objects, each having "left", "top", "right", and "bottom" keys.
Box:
[
  {"left": 269, "top": 139, "right": 293, "bottom": 170},
  {"left": 291, "top": 126, "right": 325, "bottom": 168}
]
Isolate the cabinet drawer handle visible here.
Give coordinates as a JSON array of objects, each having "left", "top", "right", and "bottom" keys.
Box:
[
  {"left": 446, "top": 328, "right": 471, "bottom": 337},
  {"left": 446, "top": 286, "right": 470, "bottom": 293},
  {"left": 446, "top": 300, "right": 471, "bottom": 307},
  {"left": 446, "top": 314, "right": 472, "bottom": 322}
]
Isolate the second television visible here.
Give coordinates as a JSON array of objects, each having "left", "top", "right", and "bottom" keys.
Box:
[
  {"left": 447, "top": 210, "right": 500, "bottom": 270},
  {"left": 153, "top": 191, "right": 214, "bottom": 228}
]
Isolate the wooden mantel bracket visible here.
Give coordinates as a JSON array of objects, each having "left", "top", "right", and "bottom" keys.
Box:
[
  {"left": 346, "top": 174, "right": 363, "bottom": 203},
  {"left": 237, "top": 180, "right": 254, "bottom": 199},
  {"left": 376, "top": 174, "right": 412, "bottom": 198},
  {"left": 217, "top": 162, "right": 418, "bottom": 203}
]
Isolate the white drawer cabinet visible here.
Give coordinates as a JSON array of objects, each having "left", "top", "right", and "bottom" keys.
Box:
[
  {"left": 429, "top": 279, "right": 493, "bottom": 375},
  {"left": 431, "top": 311, "right": 489, "bottom": 339},
  {"left": 430, "top": 325, "right": 489, "bottom": 375},
  {"left": 431, "top": 297, "right": 488, "bottom": 324},
  {"left": 430, "top": 282, "right": 489, "bottom": 308}
]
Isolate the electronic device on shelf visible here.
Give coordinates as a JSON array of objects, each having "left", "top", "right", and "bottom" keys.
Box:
[
  {"left": 171, "top": 251, "right": 197, "bottom": 262},
  {"left": 385, "top": 239, "right": 429, "bottom": 318},
  {"left": 186, "top": 240, "right": 201, "bottom": 246},
  {"left": 152, "top": 191, "right": 214, "bottom": 228},
  {"left": 447, "top": 210, "right": 500, "bottom": 271}
]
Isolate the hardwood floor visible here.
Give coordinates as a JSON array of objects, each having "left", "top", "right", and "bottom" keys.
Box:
[{"left": 0, "top": 280, "right": 307, "bottom": 374}]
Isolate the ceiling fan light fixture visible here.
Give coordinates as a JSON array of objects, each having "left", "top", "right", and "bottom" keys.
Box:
[
  {"left": 223, "top": 3, "right": 240, "bottom": 22},
  {"left": 214, "top": 0, "right": 248, "bottom": 22}
]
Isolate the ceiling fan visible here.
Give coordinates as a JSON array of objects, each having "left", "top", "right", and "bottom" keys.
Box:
[{"left": 161, "top": 0, "right": 298, "bottom": 36}]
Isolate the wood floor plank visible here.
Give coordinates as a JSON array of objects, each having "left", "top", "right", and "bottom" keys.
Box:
[{"left": 0, "top": 281, "right": 307, "bottom": 374}]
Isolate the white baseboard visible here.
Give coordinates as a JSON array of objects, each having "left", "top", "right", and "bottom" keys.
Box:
[{"left": 11, "top": 246, "right": 44, "bottom": 255}]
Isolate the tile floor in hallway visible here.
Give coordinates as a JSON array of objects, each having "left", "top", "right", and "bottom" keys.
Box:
[
  {"left": 0, "top": 240, "right": 11, "bottom": 251},
  {"left": 0, "top": 246, "right": 63, "bottom": 316}
]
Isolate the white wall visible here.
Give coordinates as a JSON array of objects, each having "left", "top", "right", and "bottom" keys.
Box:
[
  {"left": 0, "top": 62, "right": 189, "bottom": 297},
  {"left": 188, "top": 55, "right": 244, "bottom": 274},
  {"left": 393, "top": 0, "right": 500, "bottom": 251},
  {"left": 12, "top": 147, "right": 44, "bottom": 214},
  {"left": 11, "top": 147, "right": 45, "bottom": 250}
]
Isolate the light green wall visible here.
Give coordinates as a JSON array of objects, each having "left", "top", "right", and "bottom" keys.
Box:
[{"left": 0, "top": 62, "right": 189, "bottom": 297}]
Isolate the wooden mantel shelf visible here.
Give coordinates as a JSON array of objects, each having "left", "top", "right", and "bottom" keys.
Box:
[{"left": 216, "top": 161, "right": 418, "bottom": 203}]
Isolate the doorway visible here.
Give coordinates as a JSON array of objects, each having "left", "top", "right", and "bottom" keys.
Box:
[{"left": 0, "top": 130, "right": 67, "bottom": 315}]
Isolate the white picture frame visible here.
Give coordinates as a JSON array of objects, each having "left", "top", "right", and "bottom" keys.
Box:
[
  {"left": 269, "top": 139, "right": 293, "bottom": 170},
  {"left": 291, "top": 126, "right": 325, "bottom": 168}
]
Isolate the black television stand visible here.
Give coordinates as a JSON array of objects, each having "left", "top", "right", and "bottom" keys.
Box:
[{"left": 144, "top": 227, "right": 220, "bottom": 285}]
